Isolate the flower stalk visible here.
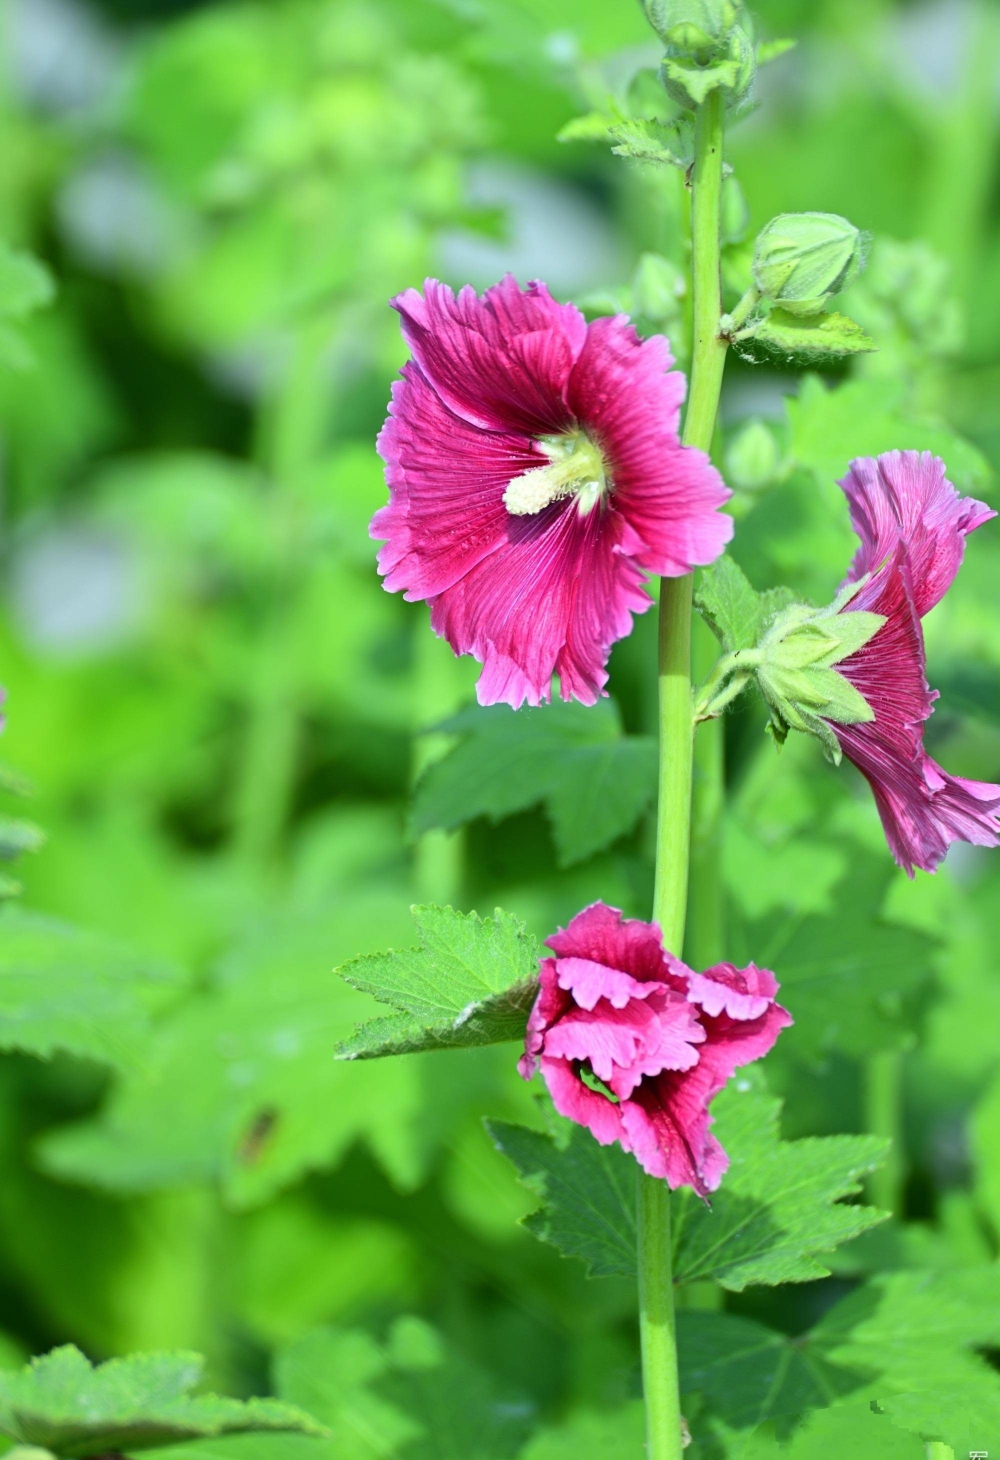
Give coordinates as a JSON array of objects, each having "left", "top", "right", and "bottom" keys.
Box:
[{"left": 642, "top": 86, "right": 729, "bottom": 1460}]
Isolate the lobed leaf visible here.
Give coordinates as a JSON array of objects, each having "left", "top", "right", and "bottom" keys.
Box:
[
  {"left": 0, "top": 1346, "right": 321, "bottom": 1457},
  {"left": 412, "top": 701, "right": 656, "bottom": 866},
  {"left": 338, "top": 905, "right": 540, "bottom": 1061},
  {"left": 490, "top": 1076, "right": 886, "bottom": 1289}
]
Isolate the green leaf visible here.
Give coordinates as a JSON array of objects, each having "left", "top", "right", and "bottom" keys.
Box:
[
  {"left": 756, "top": 37, "right": 796, "bottom": 64},
  {"left": 0, "top": 1346, "right": 321, "bottom": 1457},
  {"left": 661, "top": 54, "right": 742, "bottom": 105},
  {"left": 725, "top": 1400, "right": 925, "bottom": 1457},
  {"left": 742, "top": 309, "right": 876, "bottom": 359},
  {"left": 490, "top": 1076, "right": 885, "bottom": 1288},
  {"left": 486, "top": 1121, "right": 637, "bottom": 1279},
  {"left": 0, "top": 907, "right": 183, "bottom": 1070},
  {"left": 557, "top": 107, "right": 683, "bottom": 166},
  {"left": 412, "top": 702, "right": 656, "bottom": 867},
  {"left": 37, "top": 897, "right": 429, "bottom": 1206},
  {"left": 173, "top": 1321, "right": 530, "bottom": 1460},
  {"left": 735, "top": 853, "right": 939, "bottom": 1059},
  {"left": 677, "top": 1311, "right": 862, "bottom": 1430},
  {"left": 696, "top": 556, "right": 797, "bottom": 653},
  {"left": 810, "top": 1267, "right": 1000, "bottom": 1451},
  {"left": 337, "top": 904, "right": 540, "bottom": 1062}
]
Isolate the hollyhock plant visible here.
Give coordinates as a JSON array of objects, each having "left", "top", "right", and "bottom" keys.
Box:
[
  {"left": 373, "top": 274, "right": 732, "bottom": 708},
  {"left": 830, "top": 450, "right": 1000, "bottom": 875},
  {"left": 518, "top": 902, "right": 791, "bottom": 1197}
]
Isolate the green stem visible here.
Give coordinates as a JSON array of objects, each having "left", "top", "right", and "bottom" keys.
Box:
[
  {"left": 637, "top": 1171, "right": 683, "bottom": 1458},
  {"left": 925, "top": 1445, "right": 954, "bottom": 1460},
  {"left": 864, "top": 1048, "right": 905, "bottom": 1214},
  {"left": 687, "top": 620, "right": 725, "bottom": 969},
  {"left": 642, "top": 88, "right": 728, "bottom": 1460}
]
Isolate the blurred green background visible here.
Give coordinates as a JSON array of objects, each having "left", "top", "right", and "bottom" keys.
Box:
[{"left": 1, "top": 0, "right": 1000, "bottom": 1448}]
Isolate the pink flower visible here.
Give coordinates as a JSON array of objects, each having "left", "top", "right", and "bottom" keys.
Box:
[
  {"left": 519, "top": 902, "right": 791, "bottom": 1197},
  {"left": 830, "top": 450, "right": 1000, "bottom": 875},
  {"left": 373, "top": 275, "right": 731, "bottom": 708}
]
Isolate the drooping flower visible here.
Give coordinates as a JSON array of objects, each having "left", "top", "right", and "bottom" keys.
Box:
[
  {"left": 373, "top": 275, "right": 732, "bottom": 708},
  {"left": 519, "top": 902, "right": 791, "bottom": 1196},
  {"left": 828, "top": 450, "right": 1000, "bottom": 875}
]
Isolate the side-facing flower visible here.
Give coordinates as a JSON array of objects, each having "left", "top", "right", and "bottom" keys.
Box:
[
  {"left": 373, "top": 275, "right": 731, "bottom": 708},
  {"left": 831, "top": 450, "right": 1000, "bottom": 875},
  {"left": 519, "top": 902, "right": 790, "bottom": 1197}
]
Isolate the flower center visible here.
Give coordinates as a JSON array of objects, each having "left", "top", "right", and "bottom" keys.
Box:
[{"left": 503, "top": 431, "right": 607, "bottom": 518}]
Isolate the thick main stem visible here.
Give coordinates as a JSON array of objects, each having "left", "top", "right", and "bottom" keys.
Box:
[{"left": 640, "top": 88, "right": 727, "bottom": 1460}]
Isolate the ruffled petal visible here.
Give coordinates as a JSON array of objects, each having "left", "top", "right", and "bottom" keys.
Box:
[
  {"left": 834, "top": 549, "right": 1000, "bottom": 874},
  {"left": 545, "top": 903, "right": 674, "bottom": 986},
  {"left": 373, "top": 362, "right": 536, "bottom": 598},
  {"left": 687, "top": 962, "right": 778, "bottom": 1021},
  {"left": 392, "top": 276, "right": 586, "bottom": 436},
  {"left": 623, "top": 998, "right": 791, "bottom": 1197},
  {"left": 540, "top": 1053, "right": 627, "bottom": 1148},
  {"left": 567, "top": 315, "right": 733, "bottom": 576},
  {"left": 554, "top": 956, "right": 665, "bottom": 1011},
  {"left": 429, "top": 496, "right": 651, "bottom": 708},
  {"left": 518, "top": 958, "right": 571, "bottom": 1080},
  {"left": 840, "top": 450, "right": 994, "bottom": 617}
]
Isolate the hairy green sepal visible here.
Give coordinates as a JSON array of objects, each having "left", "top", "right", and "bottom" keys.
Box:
[{"left": 696, "top": 574, "right": 886, "bottom": 763}]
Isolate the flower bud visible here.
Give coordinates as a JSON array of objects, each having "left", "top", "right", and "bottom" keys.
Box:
[
  {"left": 640, "top": 0, "right": 744, "bottom": 52},
  {"left": 753, "top": 212, "right": 866, "bottom": 316}
]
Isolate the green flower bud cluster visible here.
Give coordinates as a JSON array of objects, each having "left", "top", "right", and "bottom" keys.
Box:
[
  {"left": 752, "top": 212, "right": 866, "bottom": 316},
  {"left": 639, "top": 0, "right": 756, "bottom": 112},
  {"left": 641, "top": 0, "right": 744, "bottom": 53},
  {"left": 695, "top": 581, "right": 886, "bottom": 763}
]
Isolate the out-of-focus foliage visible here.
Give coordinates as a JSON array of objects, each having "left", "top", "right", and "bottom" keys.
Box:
[{"left": 0, "top": 0, "right": 999, "bottom": 1454}]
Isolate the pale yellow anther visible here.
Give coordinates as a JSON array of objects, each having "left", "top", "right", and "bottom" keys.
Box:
[{"left": 503, "top": 432, "right": 608, "bottom": 518}]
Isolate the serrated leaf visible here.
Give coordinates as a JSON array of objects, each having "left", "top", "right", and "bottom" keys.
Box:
[
  {"left": 670, "top": 1076, "right": 887, "bottom": 1288},
  {"left": 677, "top": 1311, "right": 863, "bottom": 1429},
  {"left": 0, "top": 1346, "right": 321, "bottom": 1457},
  {"left": 744, "top": 309, "right": 876, "bottom": 359},
  {"left": 486, "top": 1121, "right": 637, "bottom": 1278},
  {"left": 338, "top": 905, "right": 539, "bottom": 1060},
  {"left": 0, "top": 907, "right": 183, "bottom": 1070},
  {"left": 557, "top": 108, "right": 683, "bottom": 166},
  {"left": 412, "top": 702, "right": 656, "bottom": 866},
  {"left": 490, "top": 1076, "right": 885, "bottom": 1288},
  {"left": 696, "top": 556, "right": 797, "bottom": 653},
  {"left": 662, "top": 54, "right": 741, "bottom": 105},
  {"left": 37, "top": 897, "right": 428, "bottom": 1206}
]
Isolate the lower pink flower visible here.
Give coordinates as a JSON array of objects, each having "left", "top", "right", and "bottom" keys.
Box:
[
  {"left": 831, "top": 451, "right": 1000, "bottom": 875},
  {"left": 519, "top": 902, "right": 791, "bottom": 1197}
]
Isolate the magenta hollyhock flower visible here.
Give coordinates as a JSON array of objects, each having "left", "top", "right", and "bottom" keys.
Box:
[
  {"left": 518, "top": 902, "right": 791, "bottom": 1197},
  {"left": 373, "top": 275, "right": 731, "bottom": 708},
  {"left": 828, "top": 450, "right": 1000, "bottom": 875}
]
